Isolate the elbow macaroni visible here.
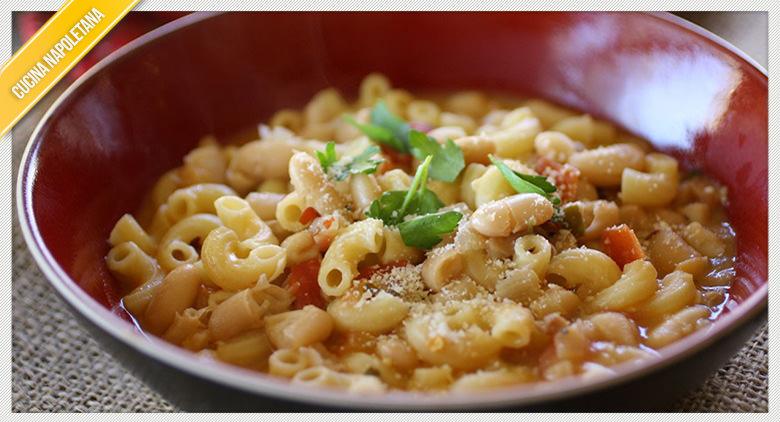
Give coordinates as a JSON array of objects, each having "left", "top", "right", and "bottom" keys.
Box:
[{"left": 108, "top": 74, "right": 737, "bottom": 393}]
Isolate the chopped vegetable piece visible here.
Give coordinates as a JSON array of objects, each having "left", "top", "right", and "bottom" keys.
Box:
[
  {"left": 287, "top": 259, "right": 325, "bottom": 309},
  {"left": 603, "top": 224, "right": 646, "bottom": 267},
  {"left": 299, "top": 207, "right": 321, "bottom": 225}
]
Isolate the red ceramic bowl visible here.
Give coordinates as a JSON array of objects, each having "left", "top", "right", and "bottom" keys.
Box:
[{"left": 18, "top": 12, "right": 767, "bottom": 411}]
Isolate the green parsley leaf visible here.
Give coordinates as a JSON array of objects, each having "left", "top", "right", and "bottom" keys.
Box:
[
  {"left": 398, "top": 211, "right": 463, "bottom": 249},
  {"left": 489, "top": 155, "right": 560, "bottom": 205},
  {"left": 315, "top": 142, "right": 338, "bottom": 172},
  {"left": 317, "top": 142, "right": 384, "bottom": 181},
  {"left": 344, "top": 101, "right": 411, "bottom": 153},
  {"left": 408, "top": 130, "right": 465, "bottom": 182}
]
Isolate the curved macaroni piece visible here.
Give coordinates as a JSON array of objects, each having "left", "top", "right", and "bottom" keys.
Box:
[
  {"left": 454, "top": 135, "right": 495, "bottom": 164},
  {"left": 440, "top": 112, "right": 477, "bottom": 133},
  {"left": 576, "top": 200, "right": 620, "bottom": 240},
  {"left": 587, "top": 260, "right": 658, "bottom": 312},
  {"left": 265, "top": 305, "right": 334, "bottom": 349},
  {"left": 165, "top": 183, "right": 237, "bottom": 224},
  {"left": 109, "top": 214, "right": 156, "bottom": 255},
  {"left": 288, "top": 151, "right": 348, "bottom": 215},
  {"left": 451, "top": 368, "right": 533, "bottom": 392},
  {"left": 245, "top": 191, "right": 285, "bottom": 221},
  {"left": 490, "top": 304, "right": 535, "bottom": 348},
  {"left": 156, "top": 213, "right": 221, "bottom": 272},
  {"left": 318, "top": 219, "right": 384, "bottom": 296},
  {"left": 269, "top": 347, "right": 323, "bottom": 378},
  {"left": 106, "top": 241, "right": 161, "bottom": 290},
  {"left": 534, "top": 131, "right": 577, "bottom": 163},
  {"left": 215, "top": 195, "right": 278, "bottom": 247},
  {"left": 201, "top": 226, "right": 287, "bottom": 291},
  {"left": 280, "top": 231, "right": 320, "bottom": 266},
  {"left": 270, "top": 109, "right": 304, "bottom": 132},
  {"left": 470, "top": 163, "right": 534, "bottom": 207},
  {"left": 379, "top": 227, "right": 424, "bottom": 265},
  {"left": 635, "top": 270, "right": 698, "bottom": 324},
  {"left": 524, "top": 99, "right": 576, "bottom": 128},
  {"left": 646, "top": 305, "right": 710, "bottom": 348},
  {"left": 428, "top": 126, "right": 467, "bottom": 143},
  {"left": 215, "top": 329, "right": 273, "bottom": 370},
  {"left": 407, "top": 100, "right": 440, "bottom": 126},
  {"left": 275, "top": 191, "right": 307, "bottom": 232},
  {"left": 304, "top": 88, "right": 348, "bottom": 125},
  {"left": 459, "top": 163, "right": 487, "bottom": 209},
  {"left": 422, "top": 246, "right": 463, "bottom": 291},
  {"left": 328, "top": 290, "right": 409, "bottom": 334},
  {"left": 550, "top": 114, "right": 594, "bottom": 146},
  {"left": 447, "top": 91, "right": 490, "bottom": 118},
  {"left": 487, "top": 107, "right": 542, "bottom": 158},
  {"left": 226, "top": 139, "right": 299, "bottom": 194},
  {"left": 568, "top": 143, "right": 645, "bottom": 186},
  {"left": 470, "top": 193, "right": 554, "bottom": 237},
  {"left": 349, "top": 173, "right": 381, "bottom": 216},
  {"left": 513, "top": 234, "right": 552, "bottom": 277},
  {"left": 547, "top": 247, "right": 622, "bottom": 297},
  {"left": 359, "top": 73, "right": 391, "bottom": 106},
  {"left": 404, "top": 301, "right": 502, "bottom": 371},
  {"left": 179, "top": 143, "right": 227, "bottom": 186},
  {"left": 621, "top": 153, "right": 679, "bottom": 207}
]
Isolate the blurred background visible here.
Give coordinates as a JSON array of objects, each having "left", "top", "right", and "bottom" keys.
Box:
[{"left": 10, "top": 12, "right": 768, "bottom": 412}]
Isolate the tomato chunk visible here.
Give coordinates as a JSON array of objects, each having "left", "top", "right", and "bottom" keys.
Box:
[
  {"left": 299, "top": 207, "right": 321, "bottom": 225},
  {"left": 536, "top": 157, "right": 580, "bottom": 203},
  {"left": 287, "top": 259, "right": 325, "bottom": 309},
  {"left": 603, "top": 224, "right": 645, "bottom": 268},
  {"left": 379, "top": 145, "right": 413, "bottom": 173}
]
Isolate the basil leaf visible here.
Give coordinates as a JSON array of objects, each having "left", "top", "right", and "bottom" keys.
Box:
[
  {"left": 317, "top": 142, "right": 384, "bottom": 181},
  {"left": 516, "top": 173, "right": 556, "bottom": 193},
  {"left": 316, "top": 142, "right": 338, "bottom": 172},
  {"left": 332, "top": 145, "right": 384, "bottom": 181},
  {"left": 370, "top": 101, "right": 411, "bottom": 151},
  {"left": 411, "top": 188, "right": 444, "bottom": 216},
  {"left": 364, "top": 155, "right": 443, "bottom": 225},
  {"left": 398, "top": 211, "right": 463, "bottom": 249},
  {"left": 489, "top": 155, "right": 560, "bottom": 204},
  {"left": 409, "top": 130, "right": 465, "bottom": 182},
  {"left": 343, "top": 115, "right": 406, "bottom": 152},
  {"left": 366, "top": 190, "right": 407, "bottom": 225}
]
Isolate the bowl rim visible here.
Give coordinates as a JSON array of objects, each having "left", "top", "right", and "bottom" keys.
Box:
[{"left": 17, "top": 11, "right": 768, "bottom": 410}]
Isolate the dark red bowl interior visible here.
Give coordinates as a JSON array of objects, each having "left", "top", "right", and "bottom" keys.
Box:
[{"left": 22, "top": 12, "right": 766, "bottom": 347}]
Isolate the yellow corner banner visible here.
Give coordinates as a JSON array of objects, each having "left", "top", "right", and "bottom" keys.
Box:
[{"left": 0, "top": 0, "right": 140, "bottom": 137}]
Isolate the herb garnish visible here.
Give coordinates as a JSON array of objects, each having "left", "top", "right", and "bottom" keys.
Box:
[
  {"left": 489, "top": 155, "right": 561, "bottom": 205},
  {"left": 366, "top": 155, "right": 462, "bottom": 248},
  {"left": 316, "top": 142, "right": 384, "bottom": 181}
]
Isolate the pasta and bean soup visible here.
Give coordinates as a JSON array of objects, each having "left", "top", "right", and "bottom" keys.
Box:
[{"left": 106, "top": 74, "right": 736, "bottom": 393}]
